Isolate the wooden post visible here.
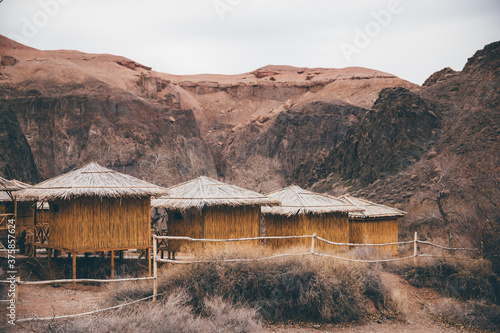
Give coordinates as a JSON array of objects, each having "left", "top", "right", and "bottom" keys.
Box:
[
  {"left": 413, "top": 232, "right": 418, "bottom": 266},
  {"left": 119, "top": 250, "right": 124, "bottom": 260},
  {"left": 48, "top": 248, "right": 52, "bottom": 267},
  {"left": 14, "top": 277, "right": 20, "bottom": 310},
  {"left": 311, "top": 233, "right": 316, "bottom": 254},
  {"left": 111, "top": 250, "right": 115, "bottom": 279},
  {"left": 153, "top": 236, "right": 158, "bottom": 301},
  {"left": 147, "top": 247, "right": 151, "bottom": 277},
  {"left": 72, "top": 252, "right": 77, "bottom": 287}
]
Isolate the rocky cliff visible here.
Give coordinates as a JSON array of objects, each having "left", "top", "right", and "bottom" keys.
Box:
[
  {"left": 0, "top": 34, "right": 418, "bottom": 188},
  {"left": 311, "top": 41, "right": 499, "bottom": 207}
]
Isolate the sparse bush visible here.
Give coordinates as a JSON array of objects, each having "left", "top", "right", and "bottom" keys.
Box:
[
  {"left": 389, "top": 257, "right": 499, "bottom": 304},
  {"left": 25, "top": 291, "right": 261, "bottom": 333}
]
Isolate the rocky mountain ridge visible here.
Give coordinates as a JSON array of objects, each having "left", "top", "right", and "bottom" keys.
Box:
[
  {"left": 0, "top": 34, "right": 417, "bottom": 192},
  {"left": 0, "top": 35, "right": 497, "bottom": 213}
]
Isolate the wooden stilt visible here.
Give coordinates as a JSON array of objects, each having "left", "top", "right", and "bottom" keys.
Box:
[
  {"left": 147, "top": 247, "right": 151, "bottom": 277},
  {"left": 72, "top": 253, "right": 77, "bottom": 287},
  {"left": 48, "top": 248, "right": 52, "bottom": 267},
  {"left": 161, "top": 251, "right": 164, "bottom": 259},
  {"left": 153, "top": 238, "right": 157, "bottom": 301},
  {"left": 119, "top": 250, "right": 124, "bottom": 260},
  {"left": 14, "top": 277, "right": 20, "bottom": 310},
  {"left": 111, "top": 250, "right": 115, "bottom": 279}
]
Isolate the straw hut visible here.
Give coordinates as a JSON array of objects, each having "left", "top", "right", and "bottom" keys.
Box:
[
  {"left": 151, "top": 176, "right": 277, "bottom": 256},
  {"left": 16, "top": 162, "right": 168, "bottom": 278},
  {"left": 338, "top": 195, "right": 406, "bottom": 255},
  {"left": 262, "top": 186, "right": 360, "bottom": 251},
  {"left": 0, "top": 176, "right": 22, "bottom": 232}
]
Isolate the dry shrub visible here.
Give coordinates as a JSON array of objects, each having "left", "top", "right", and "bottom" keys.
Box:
[
  {"left": 117, "top": 248, "right": 393, "bottom": 324},
  {"left": 388, "top": 257, "right": 499, "bottom": 304},
  {"left": 25, "top": 290, "right": 261, "bottom": 333},
  {"left": 12, "top": 256, "right": 148, "bottom": 281},
  {"left": 432, "top": 298, "right": 500, "bottom": 331}
]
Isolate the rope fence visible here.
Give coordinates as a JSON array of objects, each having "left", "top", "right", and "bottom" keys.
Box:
[
  {"left": 16, "top": 291, "right": 168, "bottom": 323},
  {"left": 153, "top": 232, "right": 478, "bottom": 266},
  {"left": 3, "top": 232, "right": 481, "bottom": 324},
  {"left": 416, "top": 240, "right": 479, "bottom": 251}
]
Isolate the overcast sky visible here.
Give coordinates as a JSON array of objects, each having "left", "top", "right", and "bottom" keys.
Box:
[{"left": 0, "top": 0, "right": 499, "bottom": 85}]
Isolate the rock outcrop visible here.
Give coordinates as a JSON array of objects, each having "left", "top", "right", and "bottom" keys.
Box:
[{"left": 0, "top": 103, "right": 40, "bottom": 183}]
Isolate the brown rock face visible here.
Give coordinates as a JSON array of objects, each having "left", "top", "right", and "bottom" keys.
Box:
[
  {"left": 311, "top": 41, "right": 499, "bottom": 207},
  {"left": 0, "top": 102, "right": 40, "bottom": 183},
  {"left": 0, "top": 34, "right": 418, "bottom": 190}
]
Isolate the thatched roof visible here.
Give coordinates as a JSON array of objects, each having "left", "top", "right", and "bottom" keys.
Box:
[
  {"left": 15, "top": 162, "right": 168, "bottom": 201},
  {"left": 261, "top": 185, "right": 361, "bottom": 216},
  {"left": 151, "top": 176, "right": 278, "bottom": 211},
  {"left": 0, "top": 176, "right": 25, "bottom": 192},
  {"left": 0, "top": 177, "right": 28, "bottom": 202},
  {"left": 337, "top": 195, "right": 406, "bottom": 219}
]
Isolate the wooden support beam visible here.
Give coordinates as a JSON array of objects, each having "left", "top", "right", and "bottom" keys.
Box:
[
  {"left": 147, "top": 247, "right": 151, "bottom": 277},
  {"left": 111, "top": 250, "right": 115, "bottom": 279},
  {"left": 72, "top": 253, "right": 77, "bottom": 287},
  {"left": 14, "top": 277, "right": 20, "bottom": 311},
  {"left": 153, "top": 237, "right": 157, "bottom": 301},
  {"left": 48, "top": 248, "right": 52, "bottom": 267}
]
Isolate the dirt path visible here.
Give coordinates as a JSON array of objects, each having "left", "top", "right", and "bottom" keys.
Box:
[
  {"left": 17, "top": 284, "right": 108, "bottom": 320},
  {"left": 267, "top": 322, "right": 473, "bottom": 333}
]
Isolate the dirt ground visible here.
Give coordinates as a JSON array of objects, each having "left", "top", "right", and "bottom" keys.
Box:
[{"left": 7, "top": 270, "right": 485, "bottom": 333}]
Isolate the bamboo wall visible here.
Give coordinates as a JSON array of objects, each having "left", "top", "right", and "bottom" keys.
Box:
[
  {"left": 49, "top": 197, "right": 151, "bottom": 252},
  {"left": 349, "top": 218, "right": 399, "bottom": 255},
  {"left": 163, "top": 206, "right": 261, "bottom": 252},
  {"left": 265, "top": 212, "right": 350, "bottom": 252},
  {"left": 166, "top": 208, "right": 204, "bottom": 252}
]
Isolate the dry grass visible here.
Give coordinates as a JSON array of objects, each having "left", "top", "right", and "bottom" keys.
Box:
[
  {"left": 24, "top": 290, "right": 261, "bottom": 333},
  {"left": 432, "top": 298, "right": 500, "bottom": 331},
  {"left": 110, "top": 245, "right": 393, "bottom": 324}
]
